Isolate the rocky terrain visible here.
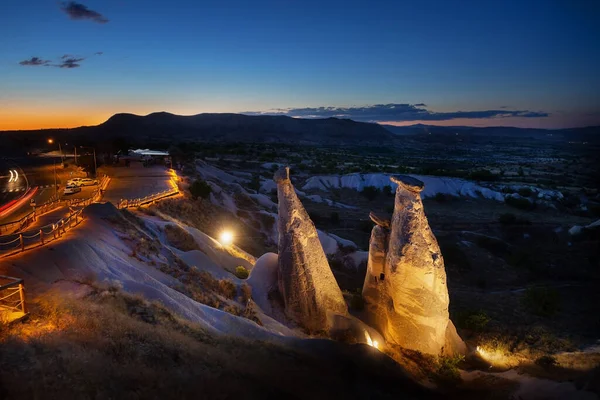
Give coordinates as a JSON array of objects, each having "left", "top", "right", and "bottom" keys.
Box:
[{"left": 1, "top": 146, "right": 599, "bottom": 399}]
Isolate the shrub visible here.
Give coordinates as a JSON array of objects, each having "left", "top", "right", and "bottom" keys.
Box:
[
  {"left": 522, "top": 287, "right": 560, "bottom": 317},
  {"left": 189, "top": 179, "right": 212, "bottom": 200},
  {"left": 464, "top": 311, "right": 491, "bottom": 331},
  {"left": 240, "top": 283, "right": 252, "bottom": 303},
  {"left": 518, "top": 166, "right": 525, "bottom": 176},
  {"left": 382, "top": 185, "right": 393, "bottom": 197},
  {"left": 218, "top": 279, "right": 237, "bottom": 299},
  {"left": 535, "top": 355, "right": 558, "bottom": 368},
  {"left": 235, "top": 266, "right": 249, "bottom": 279},
  {"left": 164, "top": 224, "right": 200, "bottom": 251},
  {"left": 361, "top": 186, "right": 379, "bottom": 201},
  {"left": 436, "top": 355, "right": 464, "bottom": 384}
]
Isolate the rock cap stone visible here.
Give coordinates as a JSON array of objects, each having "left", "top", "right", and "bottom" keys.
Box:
[
  {"left": 369, "top": 211, "right": 391, "bottom": 229},
  {"left": 274, "top": 166, "right": 290, "bottom": 184},
  {"left": 390, "top": 175, "right": 424, "bottom": 193}
]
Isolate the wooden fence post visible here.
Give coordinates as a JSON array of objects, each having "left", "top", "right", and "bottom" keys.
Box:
[
  {"left": 19, "top": 283, "right": 27, "bottom": 314},
  {"left": 19, "top": 234, "right": 24, "bottom": 251},
  {"left": 40, "top": 230, "right": 44, "bottom": 245}
]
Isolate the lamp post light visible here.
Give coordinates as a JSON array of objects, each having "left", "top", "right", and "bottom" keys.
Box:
[{"left": 48, "top": 138, "right": 64, "bottom": 165}]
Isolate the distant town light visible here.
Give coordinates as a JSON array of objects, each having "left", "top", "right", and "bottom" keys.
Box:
[
  {"left": 47, "top": 138, "right": 54, "bottom": 144},
  {"left": 219, "top": 231, "right": 233, "bottom": 246}
]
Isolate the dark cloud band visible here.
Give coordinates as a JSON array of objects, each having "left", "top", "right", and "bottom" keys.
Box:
[
  {"left": 61, "top": 1, "right": 108, "bottom": 23},
  {"left": 19, "top": 57, "right": 51, "bottom": 66},
  {"left": 18, "top": 53, "right": 100, "bottom": 69},
  {"left": 244, "top": 103, "right": 549, "bottom": 122}
]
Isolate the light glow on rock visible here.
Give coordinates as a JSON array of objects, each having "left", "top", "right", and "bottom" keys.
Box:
[{"left": 219, "top": 231, "right": 233, "bottom": 246}]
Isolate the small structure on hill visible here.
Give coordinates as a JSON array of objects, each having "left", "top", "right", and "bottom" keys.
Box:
[
  {"left": 274, "top": 167, "right": 348, "bottom": 332},
  {"left": 362, "top": 175, "right": 466, "bottom": 355}
]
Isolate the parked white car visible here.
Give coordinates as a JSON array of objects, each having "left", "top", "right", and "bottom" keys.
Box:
[
  {"left": 79, "top": 178, "right": 99, "bottom": 186},
  {"left": 67, "top": 178, "right": 84, "bottom": 186},
  {"left": 64, "top": 185, "right": 82, "bottom": 194},
  {"left": 67, "top": 177, "right": 98, "bottom": 186}
]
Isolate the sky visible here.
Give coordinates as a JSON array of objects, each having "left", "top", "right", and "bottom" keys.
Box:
[{"left": 1, "top": 0, "right": 599, "bottom": 130}]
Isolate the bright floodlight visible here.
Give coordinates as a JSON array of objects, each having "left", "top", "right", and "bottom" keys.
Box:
[
  {"left": 47, "top": 138, "right": 54, "bottom": 144},
  {"left": 220, "top": 231, "right": 233, "bottom": 246}
]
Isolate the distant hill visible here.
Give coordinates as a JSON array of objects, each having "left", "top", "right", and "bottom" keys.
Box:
[
  {"left": 0, "top": 113, "right": 396, "bottom": 155},
  {"left": 381, "top": 123, "right": 600, "bottom": 142}
]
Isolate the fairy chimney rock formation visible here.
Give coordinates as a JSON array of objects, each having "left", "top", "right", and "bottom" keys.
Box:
[
  {"left": 362, "top": 175, "right": 466, "bottom": 355},
  {"left": 275, "top": 167, "right": 348, "bottom": 332}
]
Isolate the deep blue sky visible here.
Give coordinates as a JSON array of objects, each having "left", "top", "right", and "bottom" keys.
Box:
[{"left": 1, "top": 0, "right": 599, "bottom": 129}]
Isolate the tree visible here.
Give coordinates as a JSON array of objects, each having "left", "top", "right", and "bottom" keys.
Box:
[
  {"left": 361, "top": 186, "right": 379, "bottom": 201},
  {"left": 189, "top": 179, "right": 212, "bottom": 200},
  {"left": 518, "top": 166, "right": 525, "bottom": 177}
]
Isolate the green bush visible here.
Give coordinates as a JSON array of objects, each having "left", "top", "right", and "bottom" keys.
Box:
[
  {"left": 522, "top": 287, "right": 560, "bottom": 317},
  {"left": 189, "top": 179, "right": 212, "bottom": 200},
  {"left": 436, "top": 355, "right": 464, "bottom": 384},
  {"left": 234, "top": 266, "right": 249, "bottom": 279},
  {"left": 464, "top": 311, "right": 491, "bottom": 331}
]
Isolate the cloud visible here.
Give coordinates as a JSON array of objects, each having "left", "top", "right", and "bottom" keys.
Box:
[
  {"left": 244, "top": 103, "right": 549, "bottom": 122},
  {"left": 57, "top": 57, "right": 85, "bottom": 68},
  {"left": 19, "top": 57, "right": 51, "bottom": 66},
  {"left": 94, "top": 51, "right": 103, "bottom": 55},
  {"left": 19, "top": 55, "right": 87, "bottom": 69},
  {"left": 61, "top": 1, "right": 108, "bottom": 23}
]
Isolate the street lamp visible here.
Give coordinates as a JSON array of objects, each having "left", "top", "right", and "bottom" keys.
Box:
[
  {"left": 79, "top": 146, "right": 97, "bottom": 177},
  {"left": 48, "top": 138, "right": 64, "bottom": 164}
]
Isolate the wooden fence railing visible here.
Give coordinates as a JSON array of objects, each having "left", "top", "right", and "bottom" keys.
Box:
[
  {"left": 0, "top": 208, "right": 85, "bottom": 258},
  {"left": 118, "top": 187, "right": 179, "bottom": 209},
  {"left": 0, "top": 275, "right": 27, "bottom": 324},
  {"left": 0, "top": 175, "right": 110, "bottom": 236}
]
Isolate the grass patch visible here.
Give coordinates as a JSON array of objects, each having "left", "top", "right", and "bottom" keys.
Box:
[
  {"left": 0, "top": 288, "right": 429, "bottom": 399},
  {"left": 164, "top": 224, "right": 200, "bottom": 251}
]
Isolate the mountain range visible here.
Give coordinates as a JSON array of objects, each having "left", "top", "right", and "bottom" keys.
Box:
[{"left": 0, "top": 112, "right": 598, "bottom": 155}]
